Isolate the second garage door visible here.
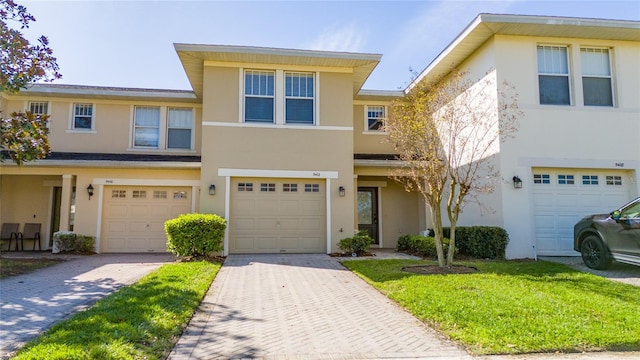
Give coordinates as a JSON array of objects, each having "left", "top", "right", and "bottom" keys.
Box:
[
  {"left": 101, "top": 186, "right": 192, "bottom": 253},
  {"left": 532, "top": 168, "right": 633, "bottom": 256},
  {"left": 230, "top": 178, "right": 326, "bottom": 254}
]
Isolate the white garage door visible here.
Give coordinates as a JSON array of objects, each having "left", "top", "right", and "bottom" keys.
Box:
[
  {"left": 101, "top": 186, "right": 191, "bottom": 253},
  {"left": 230, "top": 178, "right": 326, "bottom": 254},
  {"left": 533, "top": 168, "right": 633, "bottom": 256}
]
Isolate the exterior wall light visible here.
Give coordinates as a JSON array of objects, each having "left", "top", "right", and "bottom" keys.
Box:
[
  {"left": 512, "top": 176, "right": 523, "bottom": 189},
  {"left": 339, "top": 186, "right": 346, "bottom": 197},
  {"left": 209, "top": 184, "right": 216, "bottom": 196},
  {"left": 87, "top": 184, "right": 94, "bottom": 199}
]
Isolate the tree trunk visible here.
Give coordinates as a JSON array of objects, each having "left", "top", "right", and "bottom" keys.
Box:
[
  {"left": 429, "top": 202, "right": 446, "bottom": 267},
  {"left": 447, "top": 218, "right": 457, "bottom": 266}
]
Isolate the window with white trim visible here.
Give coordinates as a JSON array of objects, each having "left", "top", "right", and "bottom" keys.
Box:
[
  {"left": 366, "top": 106, "right": 386, "bottom": 132},
  {"left": 73, "top": 103, "right": 94, "bottom": 130},
  {"left": 558, "top": 174, "right": 575, "bottom": 185},
  {"left": 260, "top": 183, "right": 276, "bottom": 192},
  {"left": 285, "top": 72, "right": 314, "bottom": 124},
  {"left": 283, "top": 183, "right": 298, "bottom": 192},
  {"left": 305, "top": 183, "right": 320, "bottom": 192},
  {"left": 29, "top": 101, "right": 48, "bottom": 115},
  {"left": 582, "top": 175, "right": 599, "bottom": 185},
  {"left": 606, "top": 176, "right": 622, "bottom": 186},
  {"left": 238, "top": 183, "right": 254, "bottom": 192},
  {"left": 581, "top": 48, "right": 613, "bottom": 106},
  {"left": 533, "top": 174, "right": 550, "bottom": 184},
  {"left": 167, "top": 107, "right": 193, "bottom": 149},
  {"left": 537, "top": 46, "right": 571, "bottom": 105},
  {"left": 244, "top": 70, "right": 275, "bottom": 123},
  {"left": 134, "top": 106, "right": 160, "bottom": 147}
]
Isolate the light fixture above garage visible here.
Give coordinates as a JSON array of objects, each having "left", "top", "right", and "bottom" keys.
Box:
[
  {"left": 87, "top": 184, "right": 94, "bottom": 199},
  {"left": 339, "top": 186, "right": 346, "bottom": 197},
  {"left": 209, "top": 184, "right": 216, "bottom": 196},
  {"left": 512, "top": 176, "right": 523, "bottom": 189}
]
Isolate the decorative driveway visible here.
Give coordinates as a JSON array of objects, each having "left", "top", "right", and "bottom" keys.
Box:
[{"left": 168, "top": 254, "right": 472, "bottom": 359}]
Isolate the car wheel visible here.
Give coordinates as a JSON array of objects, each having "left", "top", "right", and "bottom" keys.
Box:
[{"left": 581, "top": 235, "right": 612, "bottom": 270}]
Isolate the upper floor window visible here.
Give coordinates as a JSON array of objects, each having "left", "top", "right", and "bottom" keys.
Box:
[
  {"left": 134, "top": 106, "right": 160, "bottom": 147},
  {"left": 29, "top": 101, "right": 48, "bottom": 115},
  {"left": 581, "top": 48, "right": 613, "bottom": 107},
  {"left": 366, "top": 105, "right": 386, "bottom": 132},
  {"left": 285, "top": 72, "right": 314, "bottom": 125},
  {"left": 73, "top": 103, "right": 94, "bottom": 130},
  {"left": 244, "top": 70, "right": 275, "bottom": 123},
  {"left": 167, "top": 107, "right": 193, "bottom": 149},
  {"left": 133, "top": 106, "right": 193, "bottom": 150},
  {"left": 537, "top": 45, "right": 570, "bottom": 105}
]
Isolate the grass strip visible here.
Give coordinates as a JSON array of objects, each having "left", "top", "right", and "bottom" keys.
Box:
[
  {"left": 14, "top": 260, "right": 221, "bottom": 360},
  {"left": 343, "top": 259, "right": 640, "bottom": 355},
  {"left": 1, "top": 258, "right": 65, "bottom": 278}
]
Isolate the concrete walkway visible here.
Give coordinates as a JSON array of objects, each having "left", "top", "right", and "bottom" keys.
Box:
[
  {"left": 540, "top": 256, "right": 640, "bottom": 287},
  {"left": 0, "top": 253, "right": 176, "bottom": 359},
  {"left": 169, "top": 254, "right": 472, "bottom": 360}
]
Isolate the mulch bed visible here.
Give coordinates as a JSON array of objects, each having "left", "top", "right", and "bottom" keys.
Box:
[
  {"left": 329, "top": 252, "right": 376, "bottom": 258},
  {"left": 402, "top": 264, "right": 479, "bottom": 275}
]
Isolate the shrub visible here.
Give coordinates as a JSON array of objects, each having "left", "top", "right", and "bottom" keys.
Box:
[
  {"left": 397, "top": 234, "right": 453, "bottom": 259},
  {"left": 164, "top": 213, "right": 226, "bottom": 257},
  {"left": 427, "top": 226, "right": 509, "bottom": 259},
  {"left": 53, "top": 231, "right": 95, "bottom": 254},
  {"left": 338, "top": 230, "right": 374, "bottom": 256}
]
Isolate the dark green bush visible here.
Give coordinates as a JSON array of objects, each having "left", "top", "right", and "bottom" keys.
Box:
[
  {"left": 427, "top": 226, "right": 509, "bottom": 259},
  {"left": 396, "top": 234, "right": 453, "bottom": 259},
  {"left": 338, "top": 230, "right": 374, "bottom": 255},
  {"left": 165, "top": 213, "right": 226, "bottom": 257}
]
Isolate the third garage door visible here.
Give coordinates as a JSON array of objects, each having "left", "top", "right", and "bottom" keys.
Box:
[
  {"left": 532, "top": 168, "right": 633, "bottom": 256},
  {"left": 230, "top": 178, "right": 326, "bottom": 254}
]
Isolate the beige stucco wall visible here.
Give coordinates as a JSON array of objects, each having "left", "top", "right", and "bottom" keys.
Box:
[
  {"left": 352, "top": 103, "right": 397, "bottom": 154},
  {"left": 1, "top": 96, "right": 202, "bottom": 155},
  {"left": 200, "top": 126, "right": 354, "bottom": 253}
]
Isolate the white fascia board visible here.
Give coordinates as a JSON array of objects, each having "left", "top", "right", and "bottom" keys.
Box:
[{"left": 218, "top": 168, "right": 339, "bottom": 179}]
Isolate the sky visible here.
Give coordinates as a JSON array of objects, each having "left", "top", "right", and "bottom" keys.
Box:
[{"left": 16, "top": 0, "right": 640, "bottom": 92}]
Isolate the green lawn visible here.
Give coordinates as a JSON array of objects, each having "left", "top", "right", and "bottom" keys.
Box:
[
  {"left": 0, "top": 257, "right": 64, "bottom": 278},
  {"left": 343, "top": 259, "right": 640, "bottom": 355},
  {"left": 14, "top": 260, "right": 221, "bottom": 360}
]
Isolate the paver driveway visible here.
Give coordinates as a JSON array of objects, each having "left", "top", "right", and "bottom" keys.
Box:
[{"left": 169, "top": 254, "right": 471, "bottom": 359}]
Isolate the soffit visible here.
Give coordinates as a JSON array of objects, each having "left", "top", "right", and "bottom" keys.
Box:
[
  {"left": 409, "top": 14, "right": 640, "bottom": 91},
  {"left": 175, "top": 44, "right": 382, "bottom": 98}
]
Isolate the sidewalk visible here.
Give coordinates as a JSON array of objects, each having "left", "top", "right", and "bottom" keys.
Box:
[{"left": 0, "top": 253, "right": 176, "bottom": 359}]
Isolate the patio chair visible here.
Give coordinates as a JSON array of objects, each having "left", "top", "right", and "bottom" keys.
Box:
[
  {"left": 19, "top": 223, "right": 41, "bottom": 251},
  {"left": 1, "top": 223, "right": 20, "bottom": 251}
]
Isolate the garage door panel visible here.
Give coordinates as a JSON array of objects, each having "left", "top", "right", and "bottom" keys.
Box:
[
  {"left": 533, "top": 169, "right": 632, "bottom": 256},
  {"left": 230, "top": 178, "right": 325, "bottom": 254},
  {"left": 129, "top": 222, "right": 148, "bottom": 233},
  {"left": 235, "top": 236, "right": 256, "bottom": 250},
  {"left": 170, "top": 205, "right": 190, "bottom": 217},
  {"left": 150, "top": 206, "right": 169, "bottom": 217},
  {"left": 107, "top": 205, "right": 129, "bottom": 217},
  {"left": 279, "top": 200, "right": 300, "bottom": 214},
  {"left": 258, "top": 237, "right": 278, "bottom": 250},
  {"left": 105, "top": 221, "right": 127, "bottom": 233},
  {"left": 256, "top": 199, "right": 278, "bottom": 212},
  {"left": 129, "top": 205, "right": 149, "bottom": 217},
  {"left": 256, "top": 218, "right": 278, "bottom": 232}
]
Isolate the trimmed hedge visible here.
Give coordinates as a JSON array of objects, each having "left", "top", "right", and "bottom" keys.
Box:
[
  {"left": 424, "top": 226, "right": 509, "bottom": 259},
  {"left": 164, "top": 213, "right": 226, "bottom": 257},
  {"left": 53, "top": 231, "right": 95, "bottom": 254},
  {"left": 397, "top": 234, "right": 454, "bottom": 259},
  {"left": 338, "top": 230, "right": 374, "bottom": 255}
]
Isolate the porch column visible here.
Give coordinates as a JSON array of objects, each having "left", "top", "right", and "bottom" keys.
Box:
[{"left": 58, "top": 174, "right": 74, "bottom": 231}]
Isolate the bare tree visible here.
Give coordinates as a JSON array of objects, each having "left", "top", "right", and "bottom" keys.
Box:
[{"left": 387, "top": 69, "right": 522, "bottom": 266}]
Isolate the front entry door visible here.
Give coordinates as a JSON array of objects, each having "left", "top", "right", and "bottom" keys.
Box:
[{"left": 357, "top": 187, "right": 379, "bottom": 245}]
